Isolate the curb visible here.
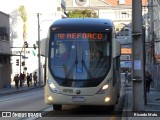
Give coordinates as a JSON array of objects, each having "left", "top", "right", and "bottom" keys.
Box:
[
  {"left": 0, "top": 86, "right": 44, "bottom": 96},
  {"left": 121, "top": 83, "right": 132, "bottom": 120}
]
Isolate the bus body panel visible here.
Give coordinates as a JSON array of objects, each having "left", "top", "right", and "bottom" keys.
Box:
[
  {"left": 50, "top": 18, "right": 113, "bottom": 33},
  {"left": 45, "top": 68, "right": 113, "bottom": 96},
  {"left": 44, "top": 18, "right": 121, "bottom": 108},
  {"left": 44, "top": 60, "right": 120, "bottom": 106},
  {"left": 45, "top": 87, "right": 118, "bottom": 106}
]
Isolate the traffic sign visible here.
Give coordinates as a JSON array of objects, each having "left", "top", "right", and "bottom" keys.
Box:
[
  {"left": 22, "top": 56, "right": 28, "bottom": 59},
  {"left": 24, "top": 67, "right": 27, "bottom": 71}
]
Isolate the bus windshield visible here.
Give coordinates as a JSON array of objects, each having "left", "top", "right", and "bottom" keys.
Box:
[{"left": 49, "top": 32, "right": 111, "bottom": 87}]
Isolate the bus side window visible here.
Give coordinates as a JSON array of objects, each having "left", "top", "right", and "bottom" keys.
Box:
[
  {"left": 107, "top": 43, "right": 110, "bottom": 56},
  {"left": 51, "top": 48, "right": 54, "bottom": 58}
]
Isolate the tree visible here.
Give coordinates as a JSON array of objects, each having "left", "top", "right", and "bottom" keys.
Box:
[
  {"left": 67, "top": 9, "right": 98, "bottom": 18},
  {"left": 10, "top": 9, "right": 20, "bottom": 40},
  {"left": 19, "top": 5, "right": 27, "bottom": 43},
  {"left": 18, "top": 5, "right": 28, "bottom": 66}
]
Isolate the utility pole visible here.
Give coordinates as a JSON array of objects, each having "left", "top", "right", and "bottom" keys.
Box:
[
  {"left": 132, "top": 0, "right": 145, "bottom": 111},
  {"left": 150, "top": 0, "right": 155, "bottom": 65},
  {"left": 37, "top": 13, "right": 41, "bottom": 86},
  {"left": 20, "top": 52, "right": 22, "bottom": 74},
  {"left": 20, "top": 45, "right": 24, "bottom": 75}
]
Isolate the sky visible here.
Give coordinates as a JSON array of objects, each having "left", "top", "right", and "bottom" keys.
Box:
[
  {"left": 0, "top": 0, "right": 59, "bottom": 48},
  {"left": 0, "top": 0, "right": 58, "bottom": 39},
  {"left": 0, "top": 0, "right": 31, "bottom": 14},
  {"left": 0, "top": 0, "right": 60, "bottom": 75},
  {"left": 0, "top": 0, "right": 57, "bottom": 15}
]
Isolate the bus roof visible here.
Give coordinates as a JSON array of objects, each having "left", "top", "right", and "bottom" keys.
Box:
[{"left": 50, "top": 18, "right": 114, "bottom": 32}]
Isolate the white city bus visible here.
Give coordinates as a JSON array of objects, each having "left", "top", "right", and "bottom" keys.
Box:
[{"left": 43, "top": 18, "right": 121, "bottom": 111}]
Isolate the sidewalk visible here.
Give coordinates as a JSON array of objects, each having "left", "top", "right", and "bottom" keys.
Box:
[
  {"left": 122, "top": 82, "right": 160, "bottom": 119},
  {"left": 0, "top": 83, "right": 43, "bottom": 96}
]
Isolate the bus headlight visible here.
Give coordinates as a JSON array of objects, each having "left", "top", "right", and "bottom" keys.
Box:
[
  {"left": 97, "top": 78, "right": 111, "bottom": 94},
  {"left": 48, "top": 79, "right": 61, "bottom": 94},
  {"left": 97, "top": 84, "right": 109, "bottom": 94},
  {"left": 48, "top": 96, "right": 53, "bottom": 101},
  {"left": 105, "top": 97, "right": 111, "bottom": 102}
]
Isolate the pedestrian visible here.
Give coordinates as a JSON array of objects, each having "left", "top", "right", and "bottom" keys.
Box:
[
  {"left": 22, "top": 72, "right": 26, "bottom": 85},
  {"left": 30, "top": 73, "right": 32, "bottom": 86},
  {"left": 145, "top": 71, "right": 153, "bottom": 93},
  {"left": 26, "top": 73, "right": 30, "bottom": 87},
  {"left": 33, "top": 72, "right": 38, "bottom": 86},
  {"left": 124, "top": 70, "right": 128, "bottom": 83},
  {"left": 13, "top": 74, "right": 20, "bottom": 90},
  {"left": 20, "top": 73, "right": 23, "bottom": 87}
]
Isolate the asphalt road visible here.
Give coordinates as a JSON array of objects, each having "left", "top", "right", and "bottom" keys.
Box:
[{"left": 0, "top": 74, "right": 126, "bottom": 120}]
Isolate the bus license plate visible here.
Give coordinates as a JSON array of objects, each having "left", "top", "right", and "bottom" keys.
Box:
[{"left": 72, "top": 96, "right": 85, "bottom": 102}]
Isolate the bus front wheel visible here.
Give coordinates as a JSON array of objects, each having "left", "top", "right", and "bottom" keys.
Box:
[{"left": 53, "top": 104, "right": 62, "bottom": 111}]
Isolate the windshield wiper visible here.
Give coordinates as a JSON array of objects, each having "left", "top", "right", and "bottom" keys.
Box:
[
  {"left": 65, "top": 47, "right": 78, "bottom": 79},
  {"left": 65, "top": 47, "right": 92, "bottom": 79},
  {"left": 81, "top": 51, "right": 92, "bottom": 79},
  {"left": 65, "top": 59, "right": 78, "bottom": 79}
]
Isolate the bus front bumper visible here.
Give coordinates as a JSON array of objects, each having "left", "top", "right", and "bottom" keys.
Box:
[{"left": 45, "top": 91, "right": 117, "bottom": 106}]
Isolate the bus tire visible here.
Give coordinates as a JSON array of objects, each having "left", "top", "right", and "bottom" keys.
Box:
[
  {"left": 116, "top": 93, "right": 120, "bottom": 104},
  {"left": 53, "top": 104, "right": 62, "bottom": 111}
]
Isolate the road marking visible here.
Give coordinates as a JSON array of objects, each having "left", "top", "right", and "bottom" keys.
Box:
[
  {"left": 0, "top": 91, "right": 43, "bottom": 102},
  {"left": 18, "top": 106, "right": 52, "bottom": 120}
]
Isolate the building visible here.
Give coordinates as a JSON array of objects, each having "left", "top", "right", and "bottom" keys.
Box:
[
  {"left": 66, "top": 0, "right": 148, "bottom": 72},
  {"left": 0, "top": 0, "right": 66, "bottom": 86},
  {"left": 10, "top": 0, "right": 66, "bottom": 84},
  {"left": 147, "top": 0, "right": 160, "bottom": 64},
  {"left": 147, "top": 0, "right": 160, "bottom": 90},
  {"left": 0, "top": 11, "right": 11, "bottom": 88}
]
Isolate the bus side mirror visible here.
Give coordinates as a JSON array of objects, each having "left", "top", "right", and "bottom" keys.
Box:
[
  {"left": 113, "top": 39, "right": 121, "bottom": 57},
  {"left": 40, "top": 38, "right": 48, "bottom": 57}
]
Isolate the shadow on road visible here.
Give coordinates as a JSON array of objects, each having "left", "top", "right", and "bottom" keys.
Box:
[{"left": 44, "top": 105, "right": 123, "bottom": 117}]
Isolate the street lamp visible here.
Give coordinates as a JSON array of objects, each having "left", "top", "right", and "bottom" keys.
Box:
[
  {"left": 37, "top": 13, "right": 53, "bottom": 87},
  {"left": 37, "top": 13, "right": 54, "bottom": 86}
]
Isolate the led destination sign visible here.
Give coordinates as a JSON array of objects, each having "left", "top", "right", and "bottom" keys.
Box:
[{"left": 56, "top": 33, "right": 106, "bottom": 40}]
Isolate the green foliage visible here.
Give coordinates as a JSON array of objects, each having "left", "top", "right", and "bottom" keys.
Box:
[
  {"left": 19, "top": 5, "right": 27, "bottom": 22},
  {"left": 67, "top": 9, "right": 98, "bottom": 18},
  {"left": 18, "top": 5, "right": 27, "bottom": 41}
]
